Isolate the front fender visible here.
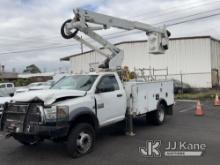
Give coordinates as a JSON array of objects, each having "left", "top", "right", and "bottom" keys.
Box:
[{"left": 69, "top": 107, "right": 99, "bottom": 130}]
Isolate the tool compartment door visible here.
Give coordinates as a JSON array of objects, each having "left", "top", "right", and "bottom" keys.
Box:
[{"left": 128, "top": 80, "right": 174, "bottom": 115}]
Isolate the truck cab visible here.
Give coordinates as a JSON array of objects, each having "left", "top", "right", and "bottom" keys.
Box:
[
  {"left": 0, "top": 73, "right": 127, "bottom": 156},
  {"left": 50, "top": 72, "right": 127, "bottom": 127}
]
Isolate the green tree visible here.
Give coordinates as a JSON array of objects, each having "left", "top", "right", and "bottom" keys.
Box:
[
  {"left": 13, "top": 79, "right": 31, "bottom": 87},
  {"left": 23, "top": 64, "right": 41, "bottom": 73}
]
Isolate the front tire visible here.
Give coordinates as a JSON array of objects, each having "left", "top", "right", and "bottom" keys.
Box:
[{"left": 67, "top": 123, "right": 95, "bottom": 158}]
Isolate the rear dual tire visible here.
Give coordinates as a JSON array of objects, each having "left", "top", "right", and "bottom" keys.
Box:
[{"left": 146, "top": 103, "right": 166, "bottom": 125}]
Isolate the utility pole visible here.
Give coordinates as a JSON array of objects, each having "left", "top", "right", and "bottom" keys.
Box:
[
  {"left": 180, "top": 71, "right": 183, "bottom": 94},
  {"left": 80, "top": 36, "right": 84, "bottom": 54}
]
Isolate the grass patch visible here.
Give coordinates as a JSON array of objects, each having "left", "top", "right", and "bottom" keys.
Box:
[{"left": 175, "top": 90, "right": 220, "bottom": 100}]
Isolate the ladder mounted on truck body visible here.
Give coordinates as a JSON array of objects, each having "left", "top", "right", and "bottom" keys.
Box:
[{"left": 61, "top": 8, "right": 171, "bottom": 70}]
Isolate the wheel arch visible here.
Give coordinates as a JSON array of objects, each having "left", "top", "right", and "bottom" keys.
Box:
[
  {"left": 157, "top": 99, "right": 173, "bottom": 115},
  {"left": 69, "top": 107, "right": 99, "bottom": 133},
  {"left": 157, "top": 98, "right": 168, "bottom": 108}
]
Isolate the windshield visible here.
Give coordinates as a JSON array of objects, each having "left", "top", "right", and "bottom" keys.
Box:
[{"left": 51, "top": 75, "right": 98, "bottom": 91}]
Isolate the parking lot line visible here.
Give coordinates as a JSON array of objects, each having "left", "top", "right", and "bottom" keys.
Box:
[{"left": 179, "top": 106, "right": 195, "bottom": 113}]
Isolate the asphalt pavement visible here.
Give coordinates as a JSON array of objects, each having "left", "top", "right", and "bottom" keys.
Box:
[{"left": 0, "top": 100, "right": 220, "bottom": 165}]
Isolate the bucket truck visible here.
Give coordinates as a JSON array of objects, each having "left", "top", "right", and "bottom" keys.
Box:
[{"left": 0, "top": 9, "right": 174, "bottom": 158}]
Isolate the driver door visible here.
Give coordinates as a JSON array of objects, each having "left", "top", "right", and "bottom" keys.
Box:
[{"left": 94, "top": 75, "right": 126, "bottom": 126}]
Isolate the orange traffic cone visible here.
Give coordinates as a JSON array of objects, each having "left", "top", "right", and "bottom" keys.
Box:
[
  {"left": 195, "top": 100, "right": 204, "bottom": 116},
  {"left": 214, "top": 94, "right": 220, "bottom": 106}
]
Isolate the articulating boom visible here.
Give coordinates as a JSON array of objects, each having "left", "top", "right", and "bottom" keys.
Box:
[{"left": 61, "top": 8, "right": 171, "bottom": 69}]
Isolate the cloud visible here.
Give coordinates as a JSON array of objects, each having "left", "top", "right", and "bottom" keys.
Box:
[{"left": 0, "top": 0, "right": 220, "bottom": 72}]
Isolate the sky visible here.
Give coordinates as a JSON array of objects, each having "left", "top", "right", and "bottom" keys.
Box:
[{"left": 1, "top": 0, "right": 220, "bottom": 73}]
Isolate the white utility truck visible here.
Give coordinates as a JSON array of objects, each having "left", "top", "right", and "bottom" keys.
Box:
[{"left": 0, "top": 9, "right": 174, "bottom": 158}]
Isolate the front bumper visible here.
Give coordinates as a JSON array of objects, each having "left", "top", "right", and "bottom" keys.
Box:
[
  {"left": 3, "top": 120, "right": 69, "bottom": 137},
  {"left": 1, "top": 102, "right": 69, "bottom": 138}
]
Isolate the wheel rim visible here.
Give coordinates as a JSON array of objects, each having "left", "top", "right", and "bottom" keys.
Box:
[
  {"left": 158, "top": 108, "right": 165, "bottom": 122},
  {"left": 76, "top": 132, "right": 92, "bottom": 154}
]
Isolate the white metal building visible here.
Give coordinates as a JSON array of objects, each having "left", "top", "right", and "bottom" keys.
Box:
[{"left": 61, "top": 36, "right": 220, "bottom": 88}]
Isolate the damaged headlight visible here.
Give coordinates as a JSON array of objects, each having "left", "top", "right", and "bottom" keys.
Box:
[{"left": 44, "top": 106, "right": 69, "bottom": 122}]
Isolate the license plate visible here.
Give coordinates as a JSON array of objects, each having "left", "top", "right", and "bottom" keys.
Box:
[{"left": 7, "top": 123, "right": 17, "bottom": 132}]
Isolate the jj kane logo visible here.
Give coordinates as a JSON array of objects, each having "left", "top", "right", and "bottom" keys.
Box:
[
  {"left": 139, "top": 140, "right": 206, "bottom": 157},
  {"left": 139, "top": 140, "right": 161, "bottom": 157}
]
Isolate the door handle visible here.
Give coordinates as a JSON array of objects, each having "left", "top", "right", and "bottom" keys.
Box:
[{"left": 117, "top": 94, "right": 123, "bottom": 97}]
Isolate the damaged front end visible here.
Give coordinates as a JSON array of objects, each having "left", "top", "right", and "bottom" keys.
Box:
[{"left": 0, "top": 101, "right": 69, "bottom": 140}]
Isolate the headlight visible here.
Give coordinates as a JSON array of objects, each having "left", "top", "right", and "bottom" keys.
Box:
[
  {"left": 44, "top": 106, "right": 57, "bottom": 121},
  {"left": 44, "top": 106, "right": 69, "bottom": 121}
]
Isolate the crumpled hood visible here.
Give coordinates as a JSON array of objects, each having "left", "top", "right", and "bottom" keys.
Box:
[{"left": 12, "top": 89, "right": 86, "bottom": 105}]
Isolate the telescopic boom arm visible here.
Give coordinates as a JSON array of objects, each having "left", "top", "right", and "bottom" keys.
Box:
[{"left": 61, "top": 8, "right": 171, "bottom": 69}]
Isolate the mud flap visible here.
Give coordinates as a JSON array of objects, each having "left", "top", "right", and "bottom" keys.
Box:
[{"left": 166, "top": 105, "right": 173, "bottom": 115}]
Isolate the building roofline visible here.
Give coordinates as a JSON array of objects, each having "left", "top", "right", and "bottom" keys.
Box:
[{"left": 60, "top": 35, "right": 219, "bottom": 61}]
